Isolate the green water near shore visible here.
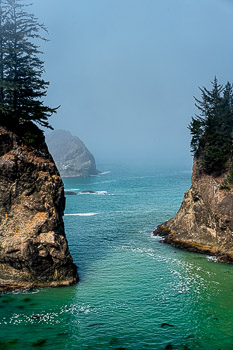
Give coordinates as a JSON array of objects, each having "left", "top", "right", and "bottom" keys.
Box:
[{"left": 1, "top": 165, "right": 233, "bottom": 349}]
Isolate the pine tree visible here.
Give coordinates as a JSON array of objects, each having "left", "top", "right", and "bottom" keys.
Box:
[
  {"left": 189, "top": 78, "right": 233, "bottom": 173},
  {"left": 0, "top": 0, "right": 57, "bottom": 130},
  {"left": 188, "top": 115, "right": 204, "bottom": 154},
  {"left": 0, "top": 0, "right": 8, "bottom": 114}
]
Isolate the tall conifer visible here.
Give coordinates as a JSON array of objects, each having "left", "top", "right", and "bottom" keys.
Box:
[
  {"left": 0, "top": 0, "right": 57, "bottom": 129},
  {"left": 189, "top": 78, "right": 233, "bottom": 173}
]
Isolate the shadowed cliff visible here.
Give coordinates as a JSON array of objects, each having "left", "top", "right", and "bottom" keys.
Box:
[
  {"left": 46, "top": 130, "right": 99, "bottom": 178},
  {"left": 0, "top": 124, "right": 78, "bottom": 291}
]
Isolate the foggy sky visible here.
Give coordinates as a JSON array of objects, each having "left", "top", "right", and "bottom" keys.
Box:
[{"left": 31, "top": 0, "right": 233, "bottom": 167}]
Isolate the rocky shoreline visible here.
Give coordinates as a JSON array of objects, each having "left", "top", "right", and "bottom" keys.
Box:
[
  {"left": 154, "top": 158, "right": 233, "bottom": 263},
  {"left": 154, "top": 224, "right": 233, "bottom": 263}
]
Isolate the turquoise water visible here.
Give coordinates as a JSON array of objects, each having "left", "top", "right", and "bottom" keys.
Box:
[{"left": 1, "top": 165, "right": 233, "bottom": 349}]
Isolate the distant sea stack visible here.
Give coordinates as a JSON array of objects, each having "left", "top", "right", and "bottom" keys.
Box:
[
  {"left": 0, "top": 124, "right": 78, "bottom": 291},
  {"left": 154, "top": 159, "right": 233, "bottom": 262},
  {"left": 46, "top": 130, "right": 99, "bottom": 177}
]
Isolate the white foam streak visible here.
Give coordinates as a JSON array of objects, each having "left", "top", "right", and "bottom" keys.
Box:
[
  {"left": 100, "top": 171, "right": 111, "bottom": 175},
  {"left": 95, "top": 191, "right": 108, "bottom": 195},
  {"left": 79, "top": 190, "right": 114, "bottom": 196},
  {"left": 65, "top": 213, "right": 99, "bottom": 217},
  {"left": 207, "top": 256, "right": 218, "bottom": 263}
]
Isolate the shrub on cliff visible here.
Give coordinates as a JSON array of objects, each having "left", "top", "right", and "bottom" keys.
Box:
[
  {"left": 188, "top": 77, "right": 233, "bottom": 174},
  {"left": 0, "top": 0, "right": 57, "bottom": 130}
]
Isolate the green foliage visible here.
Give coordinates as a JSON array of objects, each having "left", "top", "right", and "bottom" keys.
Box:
[
  {"left": 188, "top": 77, "right": 233, "bottom": 174},
  {"left": 219, "top": 183, "right": 231, "bottom": 192},
  {"left": 0, "top": 0, "right": 58, "bottom": 130},
  {"left": 220, "top": 170, "right": 233, "bottom": 191},
  {"left": 23, "top": 131, "right": 39, "bottom": 146},
  {"left": 227, "top": 170, "right": 233, "bottom": 184}
]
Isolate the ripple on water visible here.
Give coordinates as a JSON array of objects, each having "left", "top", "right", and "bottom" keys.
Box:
[{"left": 1, "top": 167, "right": 233, "bottom": 349}]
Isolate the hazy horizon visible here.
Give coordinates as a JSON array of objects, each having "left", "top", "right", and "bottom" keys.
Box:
[{"left": 31, "top": 0, "right": 233, "bottom": 167}]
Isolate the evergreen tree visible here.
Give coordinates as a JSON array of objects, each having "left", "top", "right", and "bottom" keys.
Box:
[
  {"left": 188, "top": 115, "right": 204, "bottom": 154},
  {"left": 0, "top": 0, "right": 57, "bottom": 129},
  {"left": 0, "top": 0, "right": 8, "bottom": 114},
  {"left": 189, "top": 78, "right": 233, "bottom": 173}
]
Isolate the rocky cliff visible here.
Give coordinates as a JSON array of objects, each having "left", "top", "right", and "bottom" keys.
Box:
[
  {"left": 154, "top": 158, "right": 233, "bottom": 263},
  {"left": 46, "top": 130, "right": 99, "bottom": 177},
  {"left": 0, "top": 124, "right": 78, "bottom": 291}
]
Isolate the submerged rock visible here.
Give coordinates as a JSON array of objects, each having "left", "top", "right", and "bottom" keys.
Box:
[
  {"left": 0, "top": 124, "right": 78, "bottom": 291},
  {"left": 87, "top": 323, "right": 104, "bottom": 328},
  {"left": 154, "top": 158, "right": 233, "bottom": 263},
  {"left": 32, "top": 339, "right": 47, "bottom": 347},
  {"left": 64, "top": 191, "right": 77, "bottom": 196},
  {"left": 46, "top": 129, "right": 99, "bottom": 177},
  {"left": 161, "top": 323, "right": 174, "bottom": 328}
]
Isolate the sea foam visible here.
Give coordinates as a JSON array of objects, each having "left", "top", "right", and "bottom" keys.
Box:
[
  {"left": 79, "top": 190, "right": 114, "bottom": 196},
  {"left": 95, "top": 190, "right": 108, "bottom": 195},
  {"left": 99, "top": 171, "right": 111, "bottom": 175},
  {"left": 65, "top": 213, "right": 99, "bottom": 217}
]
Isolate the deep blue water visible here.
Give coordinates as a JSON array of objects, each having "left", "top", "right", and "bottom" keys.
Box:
[{"left": 1, "top": 164, "right": 233, "bottom": 350}]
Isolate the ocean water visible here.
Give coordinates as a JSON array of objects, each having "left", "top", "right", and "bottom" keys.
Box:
[{"left": 1, "top": 164, "right": 233, "bottom": 350}]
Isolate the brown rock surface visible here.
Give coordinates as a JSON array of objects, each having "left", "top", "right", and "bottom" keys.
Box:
[
  {"left": 154, "top": 158, "right": 233, "bottom": 263},
  {"left": 0, "top": 124, "right": 78, "bottom": 291}
]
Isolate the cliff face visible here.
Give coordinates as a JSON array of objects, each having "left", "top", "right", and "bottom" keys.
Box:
[
  {"left": 0, "top": 125, "right": 78, "bottom": 291},
  {"left": 46, "top": 130, "right": 99, "bottom": 177},
  {"left": 154, "top": 159, "right": 233, "bottom": 262}
]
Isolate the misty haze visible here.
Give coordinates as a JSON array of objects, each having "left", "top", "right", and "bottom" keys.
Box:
[{"left": 31, "top": 0, "right": 233, "bottom": 167}]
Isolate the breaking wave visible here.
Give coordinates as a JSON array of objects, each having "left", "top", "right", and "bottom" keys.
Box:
[
  {"left": 95, "top": 190, "right": 108, "bottom": 195},
  {"left": 207, "top": 255, "right": 218, "bottom": 263}
]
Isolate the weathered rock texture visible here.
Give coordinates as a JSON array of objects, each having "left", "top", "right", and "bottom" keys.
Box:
[
  {"left": 46, "top": 130, "right": 99, "bottom": 177},
  {"left": 154, "top": 159, "right": 233, "bottom": 263},
  {"left": 0, "top": 124, "right": 78, "bottom": 291}
]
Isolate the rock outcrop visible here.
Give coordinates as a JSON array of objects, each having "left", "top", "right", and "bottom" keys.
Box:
[
  {"left": 154, "top": 158, "right": 233, "bottom": 263},
  {"left": 0, "top": 124, "right": 78, "bottom": 291},
  {"left": 46, "top": 130, "right": 99, "bottom": 177}
]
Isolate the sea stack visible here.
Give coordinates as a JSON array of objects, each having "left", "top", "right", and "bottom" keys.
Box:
[
  {"left": 46, "top": 130, "right": 99, "bottom": 177},
  {"left": 154, "top": 78, "right": 233, "bottom": 263},
  {"left": 154, "top": 158, "right": 233, "bottom": 263},
  {"left": 0, "top": 124, "right": 78, "bottom": 291}
]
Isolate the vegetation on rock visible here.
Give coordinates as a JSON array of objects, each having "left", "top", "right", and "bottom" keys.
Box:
[
  {"left": 219, "top": 170, "right": 233, "bottom": 191},
  {"left": 188, "top": 77, "right": 233, "bottom": 174},
  {"left": 0, "top": 0, "right": 58, "bottom": 131}
]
